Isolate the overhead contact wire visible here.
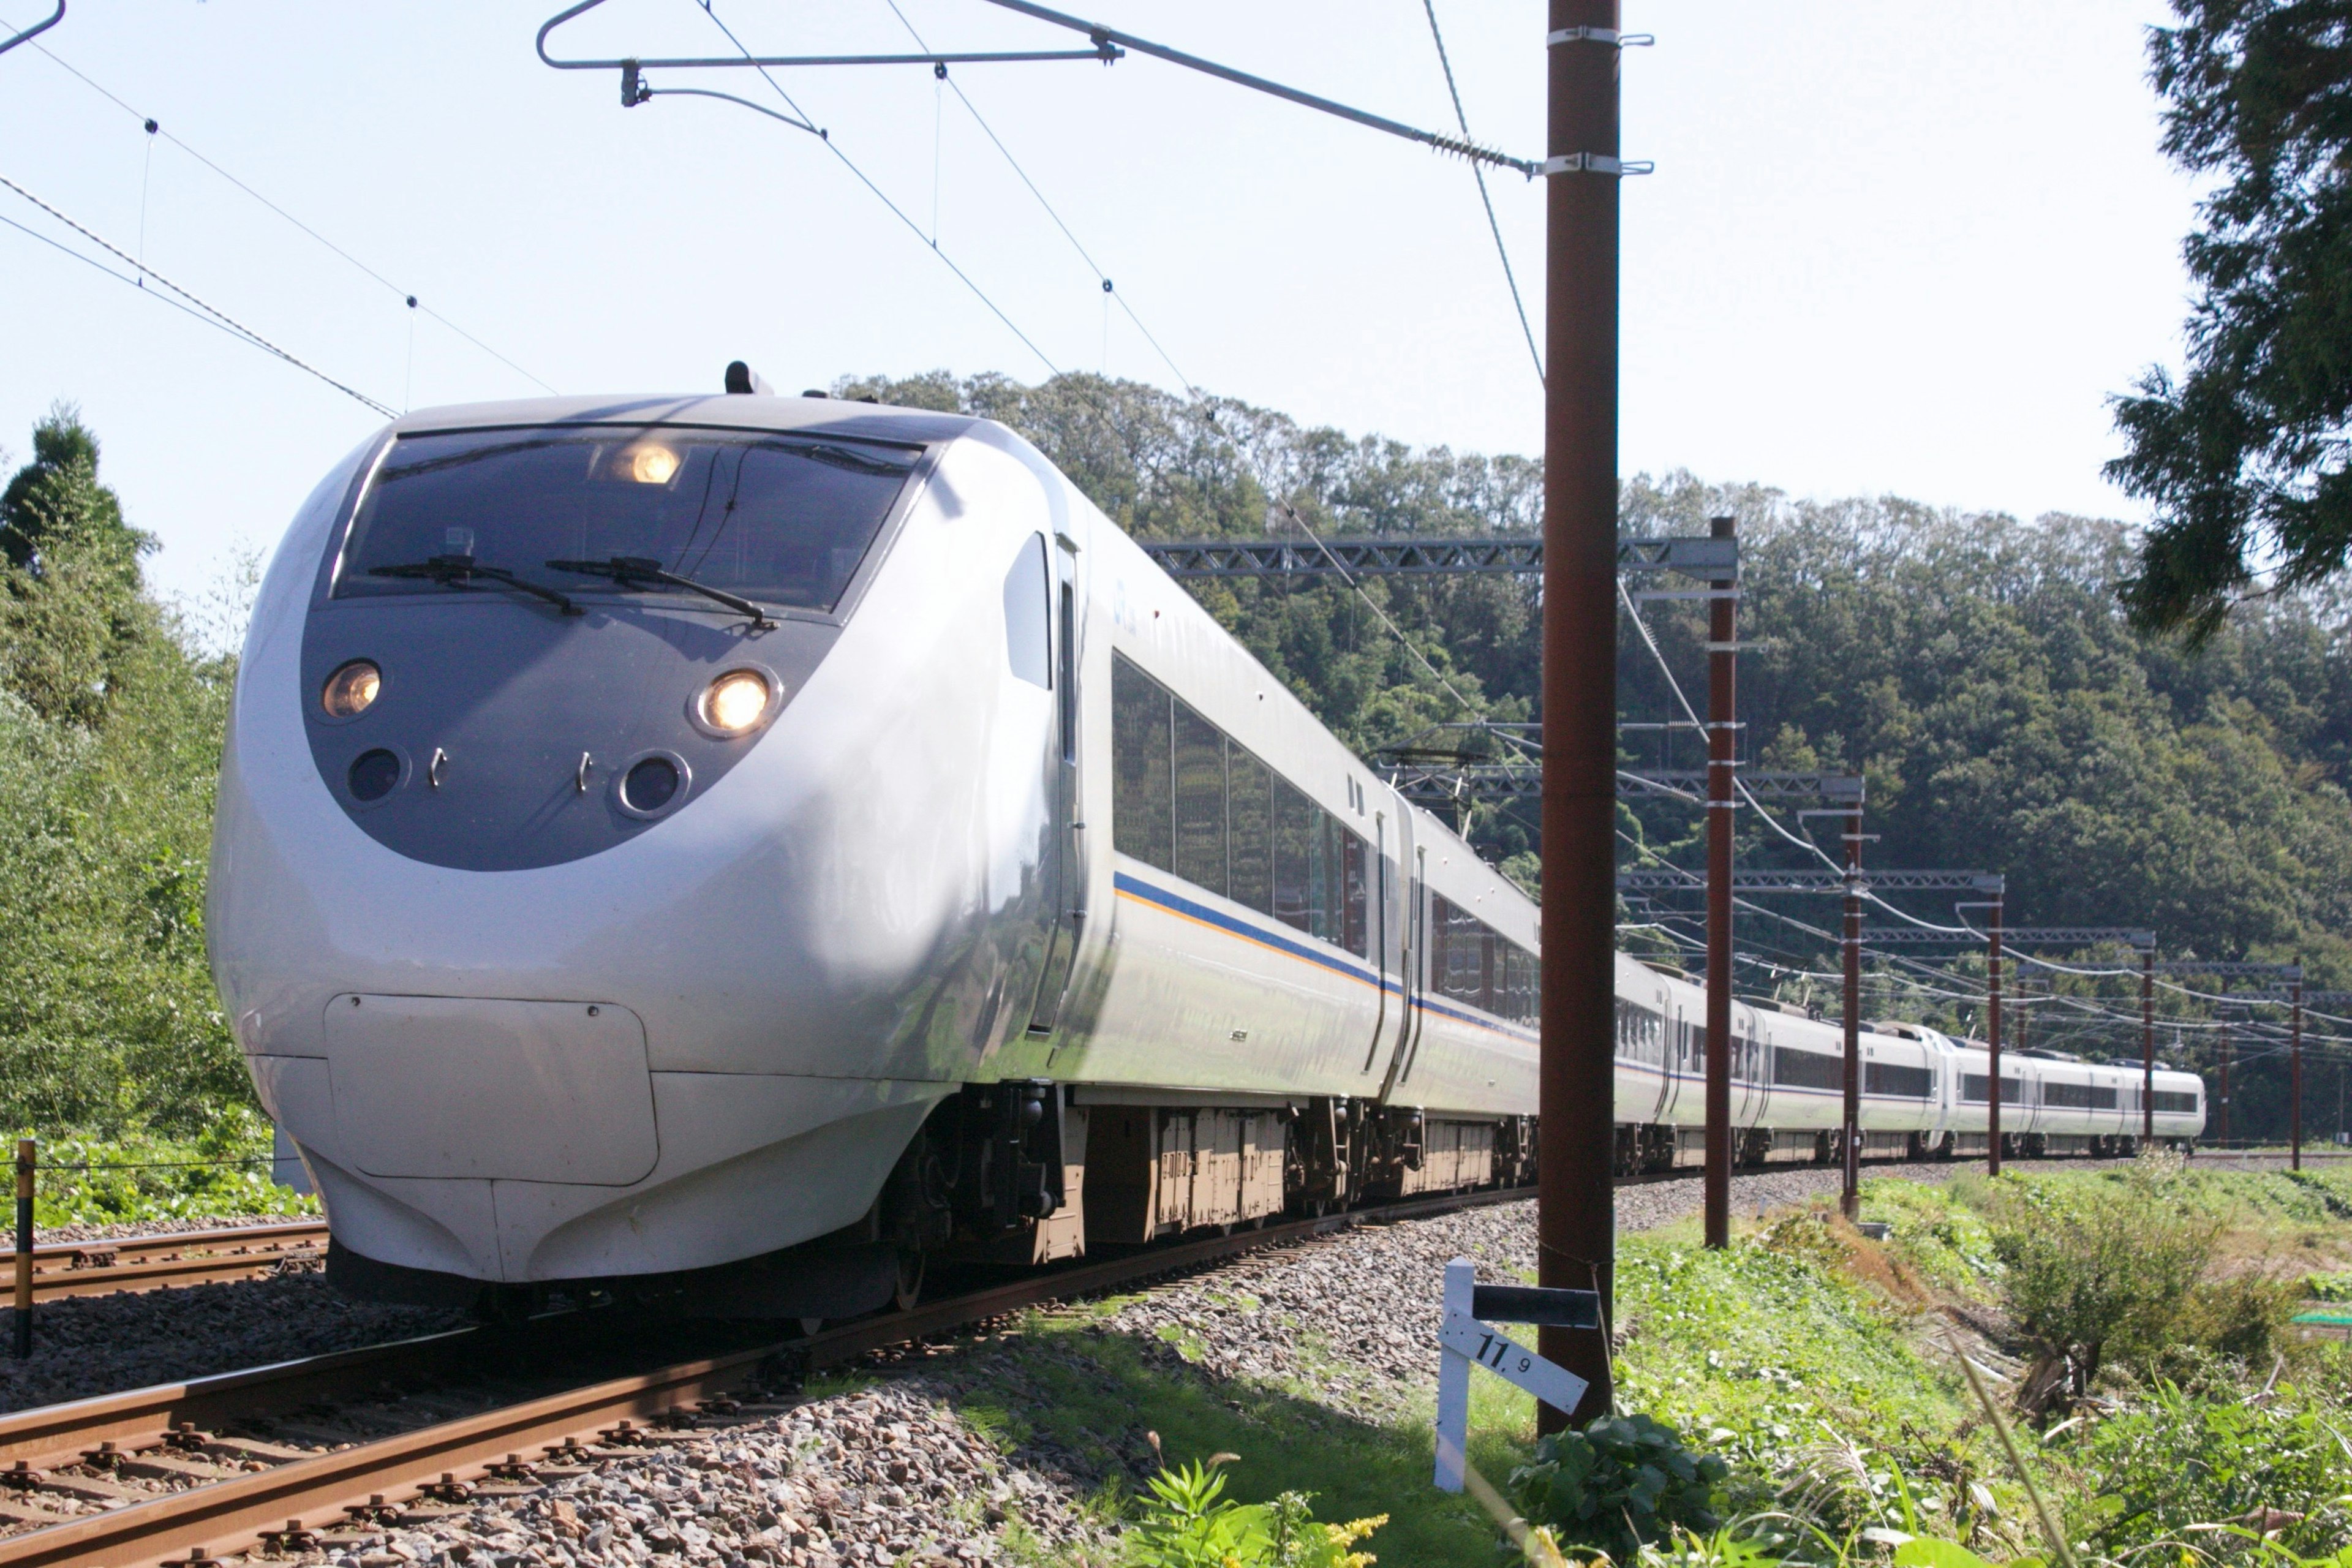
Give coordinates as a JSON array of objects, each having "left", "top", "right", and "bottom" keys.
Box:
[
  {"left": 690, "top": 0, "right": 1061, "bottom": 377},
  {"left": 876, "top": 0, "right": 1199, "bottom": 394},
  {"left": 0, "top": 173, "right": 398, "bottom": 417},
  {"left": 1420, "top": 0, "right": 1540, "bottom": 387},
  {"left": 1, "top": 23, "right": 556, "bottom": 394}
]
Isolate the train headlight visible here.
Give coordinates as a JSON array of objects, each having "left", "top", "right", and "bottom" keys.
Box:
[
  {"left": 699, "top": 668, "right": 772, "bottom": 736},
  {"left": 322, "top": 660, "right": 382, "bottom": 719},
  {"left": 627, "top": 444, "right": 680, "bottom": 485}
]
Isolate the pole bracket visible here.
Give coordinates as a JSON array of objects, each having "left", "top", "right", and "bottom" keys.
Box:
[
  {"left": 1544, "top": 153, "right": 1654, "bottom": 177},
  {"left": 1547, "top": 27, "right": 1654, "bottom": 47}
]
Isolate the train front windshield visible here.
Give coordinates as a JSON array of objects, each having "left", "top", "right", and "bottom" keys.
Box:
[{"left": 337, "top": 426, "right": 920, "bottom": 614}]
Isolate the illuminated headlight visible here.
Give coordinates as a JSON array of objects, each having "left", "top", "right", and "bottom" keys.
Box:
[
  {"left": 627, "top": 444, "right": 680, "bottom": 485},
  {"left": 699, "top": 668, "right": 773, "bottom": 736},
  {"left": 322, "top": 660, "right": 382, "bottom": 718}
]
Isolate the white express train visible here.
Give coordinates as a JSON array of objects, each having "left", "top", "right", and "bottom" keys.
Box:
[{"left": 209, "top": 382, "right": 2206, "bottom": 1318}]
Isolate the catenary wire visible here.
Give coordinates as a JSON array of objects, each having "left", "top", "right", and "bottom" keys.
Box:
[
  {"left": 0, "top": 208, "right": 307, "bottom": 355},
  {"left": 878, "top": 0, "right": 1200, "bottom": 395},
  {"left": 687, "top": 0, "right": 1061, "bottom": 377},
  {"left": 1420, "top": 0, "right": 1541, "bottom": 387},
  {"left": 1617, "top": 578, "right": 1983, "bottom": 934},
  {"left": 1, "top": 20, "right": 557, "bottom": 394},
  {"left": 0, "top": 173, "right": 398, "bottom": 417}
]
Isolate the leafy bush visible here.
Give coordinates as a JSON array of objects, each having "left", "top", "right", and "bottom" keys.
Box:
[
  {"left": 1504, "top": 1414, "right": 1729, "bottom": 1563},
  {"left": 1982, "top": 1161, "right": 2222, "bottom": 1411},
  {"left": 2305, "top": 1271, "right": 2352, "bottom": 1302},
  {"left": 18, "top": 1112, "right": 314, "bottom": 1227},
  {"left": 1124, "top": 1458, "right": 1384, "bottom": 1568},
  {"left": 2051, "top": 1381, "right": 2352, "bottom": 1558}
]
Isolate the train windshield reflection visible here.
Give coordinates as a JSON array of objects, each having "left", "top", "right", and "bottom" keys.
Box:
[{"left": 338, "top": 426, "right": 919, "bottom": 614}]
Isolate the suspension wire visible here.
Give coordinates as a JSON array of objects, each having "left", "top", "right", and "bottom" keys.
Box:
[
  {"left": 876, "top": 0, "right": 1200, "bottom": 395},
  {"left": 0, "top": 208, "right": 319, "bottom": 360},
  {"left": 5, "top": 25, "right": 557, "bottom": 394},
  {"left": 0, "top": 173, "right": 398, "bottom": 417},
  {"left": 1419, "top": 0, "right": 1540, "bottom": 388},
  {"left": 1617, "top": 579, "right": 1985, "bottom": 934},
  {"left": 1276, "top": 498, "right": 1474, "bottom": 714},
  {"left": 687, "top": 0, "right": 1061, "bottom": 377}
]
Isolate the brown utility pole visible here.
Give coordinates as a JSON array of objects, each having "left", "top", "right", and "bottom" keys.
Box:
[
  {"left": 1987, "top": 897, "right": 2004, "bottom": 1177},
  {"left": 2141, "top": 947, "right": 2156, "bottom": 1145},
  {"left": 1703, "top": 514, "right": 1737, "bottom": 1248},
  {"left": 1841, "top": 794, "right": 1862, "bottom": 1220},
  {"left": 1536, "top": 0, "right": 1621, "bottom": 1428},
  {"left": 2292, "top": 976, "right": 2304, "bottom": 1170},
  {"left": 2217, "top": 1010, "right": 2231, "bottom": 1147}
]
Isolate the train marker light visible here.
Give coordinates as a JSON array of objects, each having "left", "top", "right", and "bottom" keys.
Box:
[
  {"left": 322, "top": 660, "right": 382, "bottom": 718},
  {"left": 699, "top": 669, "right": 772, "bottom": 736}
]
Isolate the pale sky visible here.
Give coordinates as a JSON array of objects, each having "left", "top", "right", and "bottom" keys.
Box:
[{"left": 0, "top": 1, "right": 2196, "bottom": 609}]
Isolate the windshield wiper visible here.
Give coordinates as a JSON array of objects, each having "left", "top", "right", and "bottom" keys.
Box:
[
  {"left": 368, "top": 555, "right": 581, "bottom": 616},
  {"left": 545, "top": 557, "right": 775, "bottom": 629},
  {"left": 793, "top": 442, "right": 916, "bottom": 477}
]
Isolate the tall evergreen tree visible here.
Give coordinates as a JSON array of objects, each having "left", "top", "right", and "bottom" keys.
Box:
[{"left": 2110, "top": 1, "right": 2352, "bottom": 641}]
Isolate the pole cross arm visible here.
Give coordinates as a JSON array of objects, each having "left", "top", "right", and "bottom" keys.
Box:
[
  {"left": 2152, "top": 960, "right": 2302, "bottom": 979},
  {"left": 1862, "top": 924, "right": 2149, "bottom": 947},
  {"left": 972, "top": 0, "right": 1544, "bottom": 176},
  {"left": 1135, "top": 533, "right": 1738, "bottom": 582},
  {"left": 1619, "top": 770, "right": 1857, "bottom": 801},
  {"left": 1142, "top": 535, "right": 1542, "bottom": 579},
  {"left": 539, "top": 0, "right": 1122, "bottom": 70},
  {"left": 1384, "top": 763, "right": 1542, "bottom": 803}
]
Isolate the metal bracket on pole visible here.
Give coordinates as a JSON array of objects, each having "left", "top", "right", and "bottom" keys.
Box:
[
  {"left": 1547, "top": 27, "right": 1654, "bottom": 47},
  {"left": 1542, "top": 153, "right": 1655, "bottom": 176}
]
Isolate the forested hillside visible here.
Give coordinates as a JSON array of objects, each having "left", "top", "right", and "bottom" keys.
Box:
[{"left": 3, "top": 380, "right": 2346, "bottom": 1145}]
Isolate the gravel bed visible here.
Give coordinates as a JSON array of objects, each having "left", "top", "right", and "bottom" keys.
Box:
[
  {"left": 0, "top": 1269, "right": 465, "bottom": 1413},
  {"left": 273, "top": 1376, "right": 1114, "bottom": 1568}
]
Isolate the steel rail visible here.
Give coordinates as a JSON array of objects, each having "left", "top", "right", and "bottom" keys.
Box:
[
  {"left": 25, "top": 1222, "right": 328, "bottom": 1303},
  {"left": 0, "top": 1186, "right": 1528, "bottom": 1567}
]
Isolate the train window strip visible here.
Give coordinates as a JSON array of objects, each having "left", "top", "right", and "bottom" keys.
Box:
[
  {"left": 2043, "top": 1080, "right": 2119, "bottom": 1110},
  {"left": 1773, "top": 1047, "right": 1844, "bottom": 1091},
  {"left": 1111, "top": 652, "right": 1370, "bottom": 958},
  {"left": 1864, "top": 1060, "right": 1937, "bottom": 1099},
  {"left": 1960, "top": 1073, "right": 2022, "bottom": 1104},
  {"left": 2150, "top": 1089, "right": 2198, "bottom": 1114},
  {"left": 1437, "top": 893, "right": 1539, "bottom": 1025}
]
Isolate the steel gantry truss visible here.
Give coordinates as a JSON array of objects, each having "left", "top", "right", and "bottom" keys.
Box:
[{"left": 1136, "top": 532, "right": 1741, "bottom": 583}]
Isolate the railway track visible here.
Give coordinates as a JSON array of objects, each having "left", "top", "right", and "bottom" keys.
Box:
[
  {"left": 0, "top": 1185, "right": 1528, "bottom": 1568},
  {"left": 18, "top": 1222, "right": 328, "bottom": 1303}
]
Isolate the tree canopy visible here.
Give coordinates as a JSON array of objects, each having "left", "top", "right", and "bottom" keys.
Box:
[{"left": 2111, "top": 0, "right": 2352, "bottom": 640}]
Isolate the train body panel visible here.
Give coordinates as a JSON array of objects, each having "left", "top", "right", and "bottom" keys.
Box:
[{"left": 213, "top": 393, "right": 2204, "bottom": 1313}]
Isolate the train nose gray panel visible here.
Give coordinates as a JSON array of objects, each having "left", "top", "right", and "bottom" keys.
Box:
[{"left": 323, "top": 994, "right": 658, "bottom": 1185}]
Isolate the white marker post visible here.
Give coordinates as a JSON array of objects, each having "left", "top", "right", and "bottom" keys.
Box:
[{"left": 1433, "top": 1256, "right": 1596, "bottom": 1493}]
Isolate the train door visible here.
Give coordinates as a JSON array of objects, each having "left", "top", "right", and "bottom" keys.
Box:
[
  {"left": 1391, "top": 844, "right": 1431, "bottom": 1090},
  {"left": 1024, "top": 538, "right": 1084, "bottom": 1034},
  {"left": 1373, "top": 813, "right": 1424, "bottom": 1098}
]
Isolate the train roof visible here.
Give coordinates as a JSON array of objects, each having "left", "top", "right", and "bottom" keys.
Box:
[{"left": 386, "top": 392, "right": 987, "bottom": 448}]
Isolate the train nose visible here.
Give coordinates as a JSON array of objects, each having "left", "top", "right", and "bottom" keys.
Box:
[{"left": 322, "top": 994, "right": 658, "bottom": 1185}]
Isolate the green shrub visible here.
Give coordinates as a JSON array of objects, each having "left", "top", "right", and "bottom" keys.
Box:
[
  {"left": 1982, "top": 1161, "right": 2222, "bottom": 1410},
  {"left": 1123, "top": 1458, "right": 1384, "bottom": 1568},
  {"left": 2052, "top": 1381, "right": 2352, "bottom": 1557},
  {"left": 1504, "top": 1414, "right": 1729, "bottom": 1563}
]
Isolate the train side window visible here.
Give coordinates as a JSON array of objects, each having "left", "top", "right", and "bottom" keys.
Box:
[
  {"left": 1272, "top": 779, "right": 1314, "bottom": 932},
  {"left": 1228, "top": 747, "right": 1274, "bottom": 915},
  {"left": 1001, "top": 533, "right": 1051, "bottom": 689},
  {"left": 1172, "top": 699, "right": 1227, "bottom": 897},
  {"left": 1110, "top": 654, "right": 1172, "bottom": 871},
  {"left": 1865, "top": 1060, "right": 1937, "bottom": 1098},
  {"left": 1308, "top": 808, "right": 1336, "bottom": 941}
]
